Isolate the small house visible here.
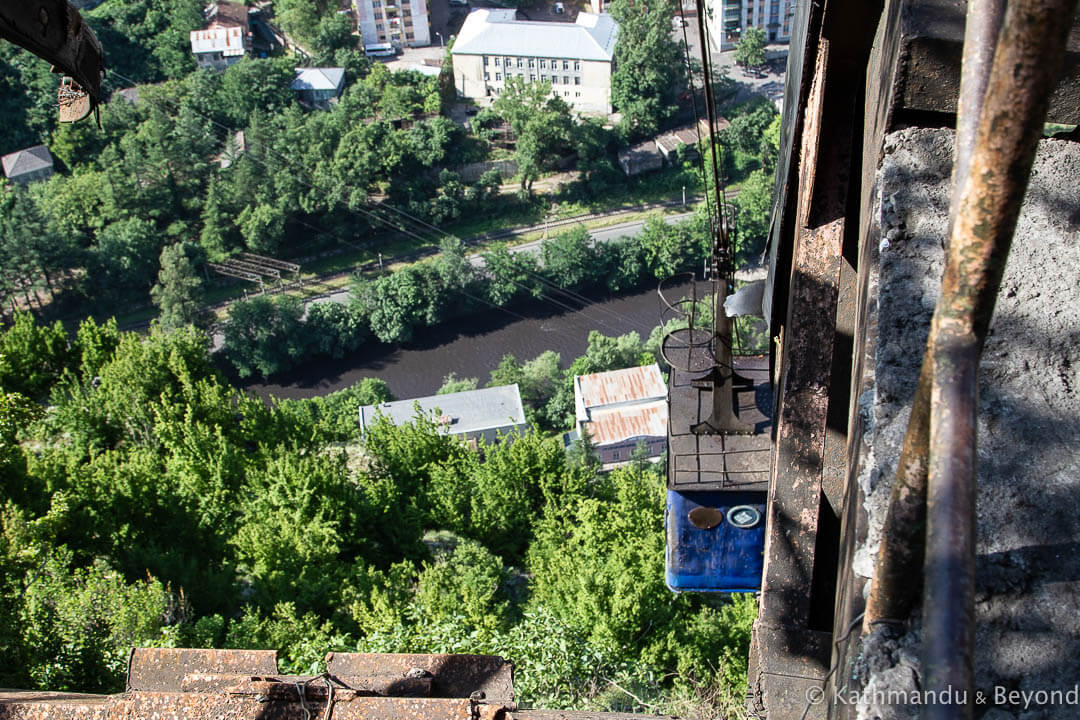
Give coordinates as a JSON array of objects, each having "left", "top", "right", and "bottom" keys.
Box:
[
  {"left": 190, "top": 2, "right": 253, "bottom": 71},
  {"left": 1, "top": 145, "right": 54, "bottom": 184},
  {"left": 291, "top": 68, "right": 346, "bottom": 105},
  {"left": 571, "top": 364, "right": 668, "bottom": 468},
  {"left": 654, "top": 118, "right": 723, "bottom": 164},
  {"left": 358, "top": 384, "right": 528, "bottom": 446},
  {"left": 617, "top": 140, "right": 664, "bottom": 176}
]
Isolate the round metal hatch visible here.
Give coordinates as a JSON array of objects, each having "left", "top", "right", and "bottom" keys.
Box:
[
  {"left": 726, "top": 505, "right": 761, "bottom": 529},
  {"left": 688, "top": 506, "right": 725, "bottom": 530}
]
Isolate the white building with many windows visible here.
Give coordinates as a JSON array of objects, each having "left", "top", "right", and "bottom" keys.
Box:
[
  {"left": 450, "top": 9, "right": 618, "bottom": 114},
  {"left": 354, "top": 0, "right": 430, "bottom": 49},
  {"left": 708, "top": 0, "right": 795, "bottom": 50}
]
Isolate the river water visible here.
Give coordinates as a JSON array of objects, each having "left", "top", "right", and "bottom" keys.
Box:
[{"left": 241, "top": 280, "right": 694, "bottom": 402}]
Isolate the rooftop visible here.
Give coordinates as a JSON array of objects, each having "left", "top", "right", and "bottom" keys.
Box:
[
  {"left": 1, "top": 144, "right": 53, "bottom": 179},
  {"left": 190, "top": 26, "right": 247, "bottom": 56},
  {"left": 584, "top": 399, "right": 668, "bottom": 446},
  {"left": 451, "top": 9, "right": 618, "bottom": 62},
  {"left": 207, "top": 1, "right": 250, "bottom": 27},
  {"left": 291, "top": 67, "right": 346, "bottom": 91},
  {"left": 576, "top": 363, "right": 667, "bottom": 412},
  {"left": 359, "top": 384, "right": 527, "bottom": 436}
]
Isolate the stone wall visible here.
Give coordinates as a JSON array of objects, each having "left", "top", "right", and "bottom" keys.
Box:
[{"left": 850, "top": 127, "right": 1080, "bottom": 719}]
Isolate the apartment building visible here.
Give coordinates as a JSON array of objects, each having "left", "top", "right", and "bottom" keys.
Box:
[
  {"left": 354, "top": 0, "right": 431, "bottom": 49},
  {"left": 450, "top": 9, "right": 618, "bottom": 113},
  {"left": 709, "top": 0, "right": 795, "bottom": 50}
]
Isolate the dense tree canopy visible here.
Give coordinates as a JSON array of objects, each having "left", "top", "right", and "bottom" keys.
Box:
[{"left": 609, "top": 0, "right": 688, "bottom": 138}]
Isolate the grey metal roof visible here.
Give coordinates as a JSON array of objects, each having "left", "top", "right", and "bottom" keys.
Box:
[
  {"left": 291, "top": 67, "right": 346, "bottom": 92},
  {"left": 359, "top": 384, "right": 527, "bottom": 436},
  {"left": 451, "top": 9, "right": 618, "bottom": 62},
  {"left": 1, "top": 144, "right": 53, "bottom": 179}
]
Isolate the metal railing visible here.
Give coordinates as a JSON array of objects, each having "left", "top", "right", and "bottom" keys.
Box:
[{"left": 863, "top": 1, "right": 1079, "bottom": 716}]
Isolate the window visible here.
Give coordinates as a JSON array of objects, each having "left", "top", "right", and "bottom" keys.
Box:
[
  {"left": 373, "top": 0, "right": 381, "bottom": 5},
  {"left": 563, "top": 91, "right": 569, "bottom": 96},
  {"left": 495, "top": 72, "right": 501, "bottom": 80},
  {"left": 551, "top": 75, "right": 557, "bottom": 84},
  {"left": 530, "top": 74, "right": 535, "bottom": 81},
  {"left": 563, "top": 76, "right": 569, "bottom": 84},
  {"left": 517, "top": 58, "right": 523, "bottom": 67},
  {"left": 574, "top": 61, "right": 580, "bottom": 70},
  {"left": 528, "top": 58, "right": 535, "bottom": 67},
  {"left": 574, "top": 77, "right": 580, "bottom": 85},
  {"left": 505, "top": 56, "right": 512, "bottom": 66},
  {"left": 483, "top": 56, "right": 489, "bottom": 65},
  {"left": 563, "top": 60, "right": 569, "bottom": 70},
  {"left": 376, "top": 22, "right": 384, "bottom": 30},
  {"left": 540, "top": 59, "right": 546, "bottom": 68},
  {"left": 575, "top": 91, "right": 580, "bottom": 97},
  {"left": 494, "top": 57, "right": 500, "bottom": 66},
  {"left": 484, "top": 71, "right": 490, "bottom": 80},
  {"left": 405, "top": 31, "right": 413, "bottom": 38}
]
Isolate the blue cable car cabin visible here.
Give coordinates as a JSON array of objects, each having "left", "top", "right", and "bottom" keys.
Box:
[{"left": 665, "top": 354, "right": 773, "bottom": 593}]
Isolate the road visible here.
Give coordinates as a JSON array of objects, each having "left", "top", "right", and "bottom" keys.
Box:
[{"left": 212, "top": 210, "right": 700, "bottom": 350}]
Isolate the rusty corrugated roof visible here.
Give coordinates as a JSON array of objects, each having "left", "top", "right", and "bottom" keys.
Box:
[
  {"left": 584, "top": 400, "right": 668, "bottom": 446},
  {"left": 576, "top": 364, "right": 666, "bottom": 411}
]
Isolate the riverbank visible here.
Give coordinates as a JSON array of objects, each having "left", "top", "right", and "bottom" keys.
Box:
[{"left": 237, "top": 279, "right": 689, "bottom": 401}]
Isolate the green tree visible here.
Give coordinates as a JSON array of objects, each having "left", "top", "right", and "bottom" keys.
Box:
[
  {"left": 541, "top": 225, "right": 596, "bottom": 289},
  {"left": 733, "top": 168, "right": 774, "bottom": 260},
  {"left": 0, "top": 312, "right": 71, "bottom": 399},
  {"left": 437, "top": 373, "right": 479, "bottom": 395},
  {"left": 218, "top": 57, "right": 298, "bottom": 126},
  {"left": 482, "top": 245, "right": 543, "bottom": 306},
  {"left": 638, "top": 214, "right": 707, "bottom": 279},
  {"left": 303, "top": 302, "right": 370, "bottom": 360},
  {"left": 493, "top": 77, "right": 573, "bottom": 191},
  {"left": 151, "top": 242, "right": 212, "bottom": 331},
  {"left": 222, "top": 295, "right": 308, "bottom": 378},
  {"left": 734, "top": 27, "right": 767, "bottom": 71},
  {"left": 609, "top": 0, "right": 687, "bottom": 138}
]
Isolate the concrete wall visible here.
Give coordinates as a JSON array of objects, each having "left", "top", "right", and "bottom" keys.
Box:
[{"left": 848, "top": 127, "right": 1080, "bottom": 719}]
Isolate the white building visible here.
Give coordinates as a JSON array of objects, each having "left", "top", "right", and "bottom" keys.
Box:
[
  {"left": 354, "top": 0, "right": 431, "bottom": 49},
  {"left": 450, "top": 9, "right": 618, "bottom": 114},
  {"left": 1, "top": 145, "right": 54, "bottom": 184},
  {"left": 291, "top": 67, "right": 346, "bottom": 105},
  {"left": 358, "top": 384, "right": 528, "bottom": 446},
  {"left": 189, "top": 2, "right": 252, "bottom": 70},
  {"left": 571, "top": 364, "right": 668, "bottom": 469},
  {"left": 709, "top": 0, "right": 795, "bottom": 50}
]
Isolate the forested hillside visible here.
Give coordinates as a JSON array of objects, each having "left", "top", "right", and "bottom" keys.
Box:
[{"left": 0, "top": 314, "right": 755, "bottom": 715}]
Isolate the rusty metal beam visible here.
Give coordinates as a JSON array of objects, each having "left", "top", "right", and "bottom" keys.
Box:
[
  {"left": 326, "top": 653, "right": 514, "bottom": 705},
  {"left": 922, "top": 1, "right": 1078, "bottom": 716},
  {"left": 864, "top": 0, "right": 1079, "bottom": 648}
]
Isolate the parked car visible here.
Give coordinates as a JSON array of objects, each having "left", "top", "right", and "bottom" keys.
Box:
[{"left": 554, "top": 2, "right": 564, "bottom": 13}]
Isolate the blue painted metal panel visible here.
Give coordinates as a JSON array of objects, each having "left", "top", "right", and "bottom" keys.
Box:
[{"left": 665, "top": 490, "right": 767, "bottom": 592}]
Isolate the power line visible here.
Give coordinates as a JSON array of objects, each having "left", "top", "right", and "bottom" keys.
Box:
[
  {"left": 103, "top": 69, "right": 661, "bottom": 338},
  {"left": 101, "top": 71, "right": 644, "bottom": 349}
]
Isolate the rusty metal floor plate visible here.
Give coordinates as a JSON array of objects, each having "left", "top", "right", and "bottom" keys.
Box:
[{"left": 667, "top": 355, "right": 773, "bottom": 492}]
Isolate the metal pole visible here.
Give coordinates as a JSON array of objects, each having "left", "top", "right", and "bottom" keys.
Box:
[
  {"left": 864, "top": 0, "right": 1006, "bottom": 633},
  {"left": 924, "top": 3, "right": 1078, "bottom": 718}
]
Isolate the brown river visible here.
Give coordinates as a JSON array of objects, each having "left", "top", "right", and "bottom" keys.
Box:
[{"left": 240, "top": 281, "right": 693, "bottom": 401}]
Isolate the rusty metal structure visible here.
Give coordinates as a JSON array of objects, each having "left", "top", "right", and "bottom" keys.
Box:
[
  {"left": 0, "top": 0, "right": 105, "bottom": 123},
  {"left": 0, "top": 648, "right": 670, "bottom": 720},
  {"left": 747, "top": 0, "right": 1080, "bottom": 717}
]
